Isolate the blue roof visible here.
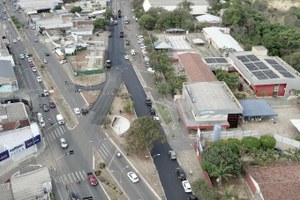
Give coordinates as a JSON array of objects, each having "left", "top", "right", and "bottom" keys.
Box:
[{"left": 239, "top": 99, "right": 277, "bottom": 117}]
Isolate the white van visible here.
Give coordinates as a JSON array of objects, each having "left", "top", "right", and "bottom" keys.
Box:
[{"left": 56, "top": 114, "right": 65, "bottom": 125}]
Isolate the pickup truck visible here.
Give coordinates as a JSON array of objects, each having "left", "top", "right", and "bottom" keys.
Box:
[{"left": 87, "top": 172, "right": 98, "bottom": 186}]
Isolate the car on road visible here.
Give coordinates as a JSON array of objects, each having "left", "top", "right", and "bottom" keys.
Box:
[
  {"left": 168, "top": 149, "right": 177, "bottom": 160},
  {"left": 124, "top": 55, "right": 129, "bottom": 60},
  {"left": 13, "top": 39, "right": 17, "bottom": 43},
  {"left": 19, "top": 54, "right": 24, "bottom": 59},
  {"left": 31, "top": 67, "right": 37, "bottom": 72},
  {"left": 182, "top": 180, "right": 192, "bottom": 193},
  {"left": 145, "top": 98, "right": 152, "bottom": 106},
  {"left": 43, "top": 59, "right": 47, "bottom": 64},
  {"left": 127, "top": 171, "right": 139, "bottom": 183},
  {"left": 150, "top": 107, "right": 156, "bottom": 115},
  {"left": 73, "top": 108, "right": 81, "bottom": 115},
  {"left": 44, "top": 52, "right": 50, "bottom": 56},
  {"left": 147, "top": 67, "right": 155, "bottom": 74},
  {"left": 125, "top": 40, "right": 130, "bottom": 45},
  {"left": 60, "top": 138, "right": 68, "bottom": 149},
  {"left": 49, "top": 101, "right": 56, "bottom": 108},
  {"left": 175, "top": 167, "right": 186, "bottom": 180},
  {"left": 43, "top": 90, "right": 49, "bottom": 96},
  {"left": 70, "top": 192, "right": 79, "bottom": 200},
  {"left": 87, "top": 172, "right": 98, "bottom": 186},
  {"left": 130, "top": 49, "right": 136, "bottom": 56},
  {"left": 60, "top": 60, "right": 67, "bottom": 64},
  {"left": 17, "top": 37, "right": 21, "bottom": 41},
  {"left": 34, "top": 38, "right": 38, "bottom": 42},
  {"left": 43, "top": 104, "right": 50, "bottom": 112},
  {"left": 36, "top": 76, "right": 42, "bottom": 82}
]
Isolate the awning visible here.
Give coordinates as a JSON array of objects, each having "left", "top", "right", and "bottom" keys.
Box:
[{"left": 291, "top": 119, "right": 300, "bottom": 132}]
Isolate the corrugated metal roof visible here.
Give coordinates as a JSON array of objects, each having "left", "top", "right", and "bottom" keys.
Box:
[
  {"left": 11, "top": 167, "right": 51, "bottom": 200},
  {"left": 0, "top": 183, "right": 13, "bottom": 200},
  {"left": 239, "top": 99, "right": 277, "bottom": 117}
]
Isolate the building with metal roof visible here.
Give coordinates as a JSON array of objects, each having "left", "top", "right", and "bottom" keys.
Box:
[
  {"left": 0, "top": 183, "right": 13, "bottom": 200},
  {"left": 203, "top": 27, "right": 244, "bottom": 52},
  {"left": 239, "top": 99, "right": 277, "bottom": 120},
  {"left": 0, "top": 60, "right": 18, "bottom": 93},
  {"left": 229, "top": 46, "right": 300, "bottom": 97},
  {"left": 35, "top": 16, "right": 73, "bottom": 30},
  {"left": 176, "top": 81, "right": 243, "bottom": 130},
  {"left": 18, "top": 0, "right": 62, "bottom": 15},
  {"left": 11, "top": 167, "right": 52, "bottom": 200},
  {"left": 196, "top": 14, "right": 222, "bottom": 25},
  {"left": 143, "top": 0, "right": 209, "bottom": 15}
]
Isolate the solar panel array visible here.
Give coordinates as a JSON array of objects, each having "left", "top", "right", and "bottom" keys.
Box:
[
  {"left": 265, "top": 59, "right": 295, "bottom": 78},
  {"left": 237, "top": 54, "right": 295, "bottom": 80},
  {"left": 204, "top": 57, "right": 228, "bottom": 64}
]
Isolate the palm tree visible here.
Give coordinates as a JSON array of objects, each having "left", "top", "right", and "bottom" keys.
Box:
[{"left": 210, "top": 161, "right": 234, "bottom": 187}]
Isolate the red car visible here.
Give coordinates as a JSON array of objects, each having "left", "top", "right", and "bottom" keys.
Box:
[
  {"left": 49, "top": 101, "right": 56, "bottom": 108},
  {"left": 87, "top": 172, "right": 98, "bottom": 186}
]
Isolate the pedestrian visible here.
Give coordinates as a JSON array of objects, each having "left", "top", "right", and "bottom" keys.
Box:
[
  {"left": 172, "top": 134, "right": 174, "bottom": 138},
  {"left": 119, "top": 110, "right": 122, "bottom": 114},
  {"left": 178, "top": 118, "right": 181, "bottom": 122}
]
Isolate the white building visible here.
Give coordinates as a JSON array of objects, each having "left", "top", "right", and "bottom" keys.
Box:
[
  {"left": 35, "top": 16, "right": 73, "bottom": 30},
  {"left": 143, "top": 0, "right": 209, "bottom": 15},
  {"left": 71, "top": 25, "right": 94, "bottom": 36},
  {"left": 203, "top": 27, "right": 244, "bottom": 53},
  {"left": 18, "top": 0, "right": 62, "bottom": 15},
  {"left": 0, "top": 103, "right": 42, "bottom": 167}
]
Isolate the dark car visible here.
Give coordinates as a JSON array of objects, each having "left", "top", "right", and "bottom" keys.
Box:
[
  {"left": 175, "top": 167, "right": 186, "bottom": 180},
  {"left": 188, "top": 194, "right": 198, "bottom": 200},
  {"left": 125, "top": 40, "right": 130, "bottom": 45},
  {"left": 44, "top": 52, "right": 50, "bottom": 56},
  {"left": 43, "top": 104, "right": 50, "bottom": 112},
  {"left": 145, "top": 98, "right": 152, "bottom": 106},
  {"left": 70, "top": 192, "right": 79, "bottom": 200},
  {"left": 49, "top": 101, "right": 56, "bottom": 108},
  {"left": 150, "top": 107, "right": 156, "bottom": 115}
]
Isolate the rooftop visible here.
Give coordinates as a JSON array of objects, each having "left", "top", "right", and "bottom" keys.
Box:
[
  {"left": 229, "top": 51, "right": 300, "bottom": 84},
  {"left": 0, "top": 60, "right": 15, "bottom": 84},
  {"left": 0, "top": 102, "right": 28, "bottom": 123},
  {"left": 246, "top": 164, "right": 300, "bottom": 200},
  {"left": 0, "top": 183, "right": 13, "bottom": 200},
  {"left": 203, "top": 27, "right": 244, "bottom": 52},
  {"left": 183, "top": 82, "right": 243, "bottom": 114},
  {"left": 196, "top": 14, "right": 222, "bottom": 23},
  {"left": 177, "top": 52, "right": 217, "bottom": 82},
  {"left": 239, "top": 99, "right": 277, "bottom": 117},
  {"left": 11, "top": 167, "right": 51, "bottom": 200}
]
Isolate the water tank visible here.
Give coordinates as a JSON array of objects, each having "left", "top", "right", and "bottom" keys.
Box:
[{"left": 212, "top": 124, "right": 222, "bottom": 141}]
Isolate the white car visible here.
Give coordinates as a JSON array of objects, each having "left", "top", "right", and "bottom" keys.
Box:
[
  {"left": 182, "top": 180, "right": 192, "bottom": 193},
  {"left": 43, "top": 59, "right": 47, "bottom": 64},
  {"left": 13, "top": 39, "right": 17, "bottom": 43},
  {"left": 36, "top": 76, "right": 42, "bottom": 82},
  {"left": 73, "top": 108, "right": 81, "bottom": 115},
  {"left": 130, "top": 49, "right": 136, "bottom": 56},
  {"left": 28, "top": 57, "right": 33, "bottom": 62},
  {"left": 127, "top": 171, "right": 139, "bottom": 183},
  {"left": 124, "top": 55, "right": 129, "bottom": 60},
  {"left": 17, "top": 37, "right": 21, "bottom": 41},
  {"left": 19, "top": 54, "right": 24, "bottom": 59},
  {"left": 60, "top": 60, "right": 67, "bottom": 64},
  {"left": 60, "top": 138, "right": 68, "bottom": 149},
  {"left": 32, "top": 67, "right": 37, "bottom": 72},
  {"left": 147, "top": 68, "right": 155, "bottom": 74},
  {"left": 153, "top": 116, "right": 160, "bottom": 121}
]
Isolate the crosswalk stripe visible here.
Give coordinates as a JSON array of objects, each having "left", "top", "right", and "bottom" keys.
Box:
[
  {"left": 62, "top": 174, "right": 68, "bottom": 184},
  {"left": 79, "top": 171, "right": 85, "bottom": 180},
  {"left": 104, "top": 140, "right": 113, "bottom": 148},
  {"left": 75, "top": 172, "right": 80, "bottom": 180},
  {"left": 68, "top": 173, "right": 74, "bottom": 183},
  {"left": 99, "top": 147, "right": 109, "bottom": 157}
]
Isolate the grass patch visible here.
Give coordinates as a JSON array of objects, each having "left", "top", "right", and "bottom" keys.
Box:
[{"left": 156, "top": 103, "right": 172, "bottom": 125}]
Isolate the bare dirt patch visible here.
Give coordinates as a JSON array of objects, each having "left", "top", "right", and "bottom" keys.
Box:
[{"left": 265, "top": 0, "right": 300, "bottom": 11}]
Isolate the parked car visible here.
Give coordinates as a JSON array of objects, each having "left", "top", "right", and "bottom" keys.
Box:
[
  {"left": 188, "top": 194, "right": 198, "bottom": 200},
  {"left": 125, "top": 40, "right": 130, "bottom": 45},
  {"left": 150, "top": 107, "right": 156, "bottom": 115},
  {"left": 44, "top": 52, "right": 50, "bottom": 56},
  {"left": 87, "top": 172, "right": 98, "bottom": 186},
  {"left": 70, "top": 192, "right": 79, "bottom": 200},
  {"left": 124, "top": 55, "right": 129, "bottom": 60},
  {"left": 31, "top": 67, "right": 37, "bottom": 72},
  {"left": 43, "top": 59, "right": 47, "bottom": 64},
  {"left": 19, "top": 54, "right": 24, "bottom": 59},
  {"left": 168, "top": 149, "right": 177, "bottom": 160},
  {"left": 49, "top": 101, "right": 56, "bottom": 108},
  {"left": 73, "top": 108, "right": 81, "bottom": 115},
  {"left": 175, "top": 167, "right": 186, "bottom": 180},
  {"left": 60, "top": 138, "right": 68, "bottom": 149},
  {"left": 130, "top": 49, "right": 136, "bottom": 56},
  {"left": 145, "top": 98, "right": 152, "bottom": 106},
  {"left": 127, "top": 171, "right": 139, "bottom": 183},
  {"left": 147, "top": 67, "right": 155, "bottom": 74},
  {"left": 182, "top": 180, "right": 192, "bottom": 193}
]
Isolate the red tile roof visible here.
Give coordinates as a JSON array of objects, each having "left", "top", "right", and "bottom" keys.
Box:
[
  {"left": 177, "top": 52, "right": 217, "bottom": 82},
  {"left": 246, "top": 164, "right": 300, "bottom": 200}
]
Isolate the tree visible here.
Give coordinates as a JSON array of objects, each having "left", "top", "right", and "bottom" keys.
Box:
[
  {"left": 157, "top": 82, "right": 171, "bottom": 97},
  {"left": 210, "top": 161, "right": 234, "bottom": 186},
  {"left": 101, "top": 116, "right": 111, "bottom": 128},
  {"left": 123, "top": 100, "right": 134, "bottom": 113},
  {"left": 215, "top": 69, "right": 239, "bottom": 91},
  {"left": 192, "top": 179, "right": 219, "bottom": 200},
  {"left": 70, "top": 6, "right": 82, "bottom": 13},
  {"left": 241, "top": 136, "right": 261, "bottom": 152},
  {"left": 139, "top": 14, "right": 156, "bottom": 30},
  {"left": 177, "top": 0, "right": 193, "bottom": 12},
  {"left": 259, "top": 135, "right": 276, "bottom": 150},
  {"left": 93, "top": 18, "right": 108, "bottom": 29},
  {"left": 105, "top": 8, "right": 114, "bottom": 19},
  {"left": 125, "top": 116, "right": 165, "bottom": 154},
  {"left": 202, "top": 140, "right": 242, "bottom": 177}
]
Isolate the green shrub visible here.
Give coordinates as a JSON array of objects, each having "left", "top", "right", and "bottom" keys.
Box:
[
  {"left": 295, "top": 135, "right": 300, "bottom": 142},
  {"left": 192, "top": 179, "right": 219, "bottom": 200},
  {"left": 94, "top": 170, "right": 101, "bottom": 176},
  {"left": 260, "top": 135, "right": 276, "bottom": 150},
  {"left": 99, "top": 162, "right": 106, "bottom": 169},
  {"left": 241, "top": 136, "right": 261, "bottom": 150}
]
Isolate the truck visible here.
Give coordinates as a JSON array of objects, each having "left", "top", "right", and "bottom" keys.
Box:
[
  {"left": 120, "top": 31, "right": 124, "bottom": 38},
  {"left": 56, "top": 114, "right": 64, "bottom": 125}
]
